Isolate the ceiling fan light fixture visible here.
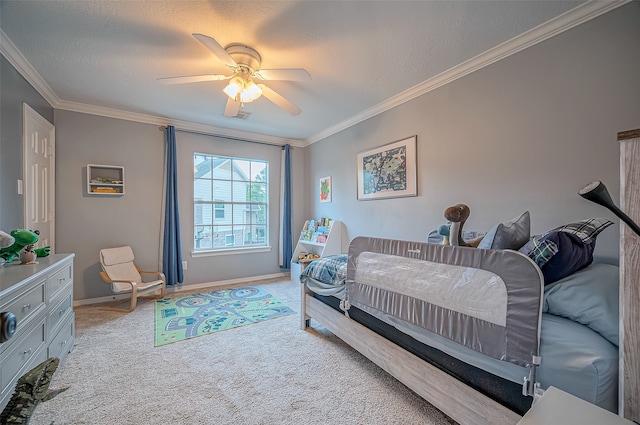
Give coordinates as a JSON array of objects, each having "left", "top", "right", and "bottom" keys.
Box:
[
  {"left": 224, "top": 76, "right": 263, "bottom": 103},
  {"left": 223, "top": 76, "right": 244, "bottom": 100},
  {"left": 241, "top": 80, "right": 262, "bottom": 103}
]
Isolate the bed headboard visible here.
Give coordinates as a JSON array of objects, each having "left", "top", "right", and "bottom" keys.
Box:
[{"left": 346, "top": 236, "right": 544, "bottom": 368}]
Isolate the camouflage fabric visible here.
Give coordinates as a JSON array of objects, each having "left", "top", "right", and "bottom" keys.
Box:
[{"left": 0, "top": 358, "right": 68, "bottom": 425}]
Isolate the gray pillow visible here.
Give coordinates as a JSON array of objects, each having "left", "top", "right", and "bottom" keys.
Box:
[
  {"left": 478, "top": 211, "right": 530, "bottom": 250},
  {"left": 543, "top": 262, "right": 619, "bottom": 346}
]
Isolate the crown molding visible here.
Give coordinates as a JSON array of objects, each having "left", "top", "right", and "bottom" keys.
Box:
[
  {"left": 306, "top": 0, "right": 631, "bottom": 145},
  {"left": 1, "top": 27, "right": 303, "bottom": 147},
  {"left": 0, "top": 28, "right": 60, "bottom": 106},
  {"left": 55, "top": 99, "right": 305, "bottom": 147},
  {"left": 2, "top": 0, "right": 629, "bottom": 148}
]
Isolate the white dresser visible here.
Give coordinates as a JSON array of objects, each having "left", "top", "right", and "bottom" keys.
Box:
[{"left": 0, "top": 254, "right": 75, "bottom": 410}]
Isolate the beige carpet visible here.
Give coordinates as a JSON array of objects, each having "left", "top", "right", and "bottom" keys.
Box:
[{"left": 31, "top": 279, "right": 457, "bottom": 425}]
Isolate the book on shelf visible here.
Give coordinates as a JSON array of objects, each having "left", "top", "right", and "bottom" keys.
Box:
[
  {"left": 90, "top": 178, "right": 122, "bottom": 184},
  {"left": 92, "top": 187, "right": 118, "bottom": 193},
  {"left": 301, "top": 217, "right": 334, "bottom": 244}
]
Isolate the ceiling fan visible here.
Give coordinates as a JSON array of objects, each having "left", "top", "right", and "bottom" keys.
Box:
[{"left": 158, "top": 34, "right": 311, "bottom": 117}]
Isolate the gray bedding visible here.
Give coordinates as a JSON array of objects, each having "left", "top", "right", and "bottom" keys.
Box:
[{"left": 354, "top": 297, "right": 618, "bottom": 412}]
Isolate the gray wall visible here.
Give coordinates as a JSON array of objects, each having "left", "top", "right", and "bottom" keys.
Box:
[
  {"left": 0, "top": 55, "right": 54, "bottom": 230},
  {"left": 2, "top": 3, "right": 638, "bottom": 300},
  {"left": 54, "top": 111, "right": 164, "bottom": 300},
  {"left": 304, "top": 3, "right": 640, "bottom": 264},
  {"left": 53, "top": 110, "right": 305, "bottom": 300}
]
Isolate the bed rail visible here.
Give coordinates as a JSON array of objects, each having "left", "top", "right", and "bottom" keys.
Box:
[{"left": 346, "top": 236, "right": 544, "bottom": 369}]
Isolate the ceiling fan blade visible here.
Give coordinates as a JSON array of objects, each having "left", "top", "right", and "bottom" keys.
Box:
[
  {"left": 224, "top": 97, "right": 241, "bottom": 117},
  {"left": 193, "top": 33, "right": 237, "bottom": 68},
  {"left": 259, "top": 84, "right": 301, "bottom": 116},
  {"left": 157, "top": 74, "right": 229, "bottom": 85},
  {"left": 254, "top": 68, "right": 311, "bottom": 82}
]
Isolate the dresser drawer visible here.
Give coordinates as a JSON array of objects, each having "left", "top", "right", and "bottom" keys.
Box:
[
  {"left": 48, "top": 315, "right": 74, "bottom": 361},
  {"left": 48, "top": 261, "right": 72, "bottom": 300},
  {"left": 0, "top": 319, "right": 46, "bottom": 394},
  {"left": 0, "top": 280, "right": 45, "bottom": 342},
  {"left": 47, "top": 290, "right": 73, "bottom": 338}
]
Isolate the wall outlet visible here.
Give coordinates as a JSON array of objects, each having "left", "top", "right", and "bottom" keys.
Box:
[
  {"left": 182, "top": 260, "right": 187, "bottom": 271},
  {"left": 17, "top": 179, "right": 23, "bottom": 195}
]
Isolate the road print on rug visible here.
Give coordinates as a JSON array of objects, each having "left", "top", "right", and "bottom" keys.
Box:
[{"left": 155, "top": 286, "right": 294, "bottom": 346}]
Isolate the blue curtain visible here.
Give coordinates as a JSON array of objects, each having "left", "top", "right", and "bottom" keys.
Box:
[
  {"left": 163, "top": 125, "right": 184, "bottom": 285},
  {"left": 280, "top": 144, "right": 292, "bottom": 270}
]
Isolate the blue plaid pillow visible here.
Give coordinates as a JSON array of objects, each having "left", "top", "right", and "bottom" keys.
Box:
[
  {"left": 551, "top": 218, "right": 613, "bottom": 244},
  {"left": 519, "top": 237, "right": 559, "bottom": 268},
  {"left": 539, "top": 232, "right": 596, "bottom": 284},
  {"left": 523, "top": 218, "right": 613, "bottom": 284}
]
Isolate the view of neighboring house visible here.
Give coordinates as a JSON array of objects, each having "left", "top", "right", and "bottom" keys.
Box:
[{"left": 194, "top": 153, "right": 268, "bottom": 250}]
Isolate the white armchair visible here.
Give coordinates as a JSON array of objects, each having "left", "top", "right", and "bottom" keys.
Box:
[{"left": 99, "top": 246, "right": 166, "bottom": 312}]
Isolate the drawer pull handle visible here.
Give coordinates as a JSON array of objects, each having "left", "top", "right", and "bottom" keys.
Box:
[
  {"left": 61, "top": 340, "right": 67, "bottom": 346},
  {"left": 23, "top": 303, "right": 31, "bottom": 310},
  {"left": 59, "top": 310, "right": 64, "bottom": 316},
  {"left": 59, "top": 277, "right": 65, "bottom": 282},
  {"left": 23, "top": 348, "right": 32, "bottom": 355}
]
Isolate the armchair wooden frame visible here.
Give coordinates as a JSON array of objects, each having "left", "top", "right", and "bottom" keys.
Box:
[
  {"left": 99, "top": 266, "right": 166, "bottom": 313},
  {"left": 99, "top": 245, "right": 166, "bottom": 313}
]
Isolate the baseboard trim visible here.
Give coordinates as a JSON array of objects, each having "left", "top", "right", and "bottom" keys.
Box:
[{"left": 73, "top": 272, "right": 291, "bottom": 307}]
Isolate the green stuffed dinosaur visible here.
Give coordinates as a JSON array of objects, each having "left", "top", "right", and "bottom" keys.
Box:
[
  {"left": 0, "top": 230, "right": 50, "bottom": 263},
  {"left": 0, "top": 358, "right": 69, "bottom": 425}
]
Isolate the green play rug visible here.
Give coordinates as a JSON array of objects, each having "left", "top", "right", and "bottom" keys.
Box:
[{"left": 154, "top": 286, "right": 294, "bottom": 347}]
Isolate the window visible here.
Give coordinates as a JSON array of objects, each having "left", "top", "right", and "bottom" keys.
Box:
[
  {"left": 193, "top": 153, "right": 268, "bottom": 251},
  {"left": 214, "top": 201, "right": 225, "bottom": 219}
]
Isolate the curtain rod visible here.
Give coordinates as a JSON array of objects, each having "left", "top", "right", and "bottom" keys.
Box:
[{"left": 159, "top": 126, "right": 287, "bottom": 148}]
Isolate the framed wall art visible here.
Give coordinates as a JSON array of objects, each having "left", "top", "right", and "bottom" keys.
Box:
[
  {"left": 320, "top": 176, "right": 332, "bottom": 203},
  {"left": 356, "top": 135, "right": 417, "bottom": 200}
]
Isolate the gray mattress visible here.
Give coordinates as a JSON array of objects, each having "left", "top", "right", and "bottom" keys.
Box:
[{"left": 301, "top": 252, "right": 619, "bottom": 412}]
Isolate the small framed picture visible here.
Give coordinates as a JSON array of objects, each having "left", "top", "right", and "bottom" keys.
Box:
[
  {"left": 320, "top": 176, "right": 332, "bottom": 203},
  {"left": 357, "top": 135, "right": 417, "bottom": 200}
]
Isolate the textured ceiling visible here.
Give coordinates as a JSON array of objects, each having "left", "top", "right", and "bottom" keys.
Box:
[{"left": 0, "top": 1, "right": 592, "bottom": 144}]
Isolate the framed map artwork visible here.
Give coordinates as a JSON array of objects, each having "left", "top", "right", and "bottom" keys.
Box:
[{"left": 356, "top": 136, "right": 417, "bottom": 200}]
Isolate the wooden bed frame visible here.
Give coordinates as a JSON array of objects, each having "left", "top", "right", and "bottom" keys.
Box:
[
  {"left": 299, "top": 128, "right": 639, "bottom": 424},
  {"left": 300, "top": 289, "right": 522, "bottom": 424},
  {"left": 618, "top": 128, "right": 639, "bottom": 422}
]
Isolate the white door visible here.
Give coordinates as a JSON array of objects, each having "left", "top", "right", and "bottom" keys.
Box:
[{"left": 23, "top": 103, "right": 55, "bottom": 252}]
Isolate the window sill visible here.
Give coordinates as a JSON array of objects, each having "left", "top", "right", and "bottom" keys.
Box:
[{"left": 191, "top": 246, "right": 272, "bottom": 257}]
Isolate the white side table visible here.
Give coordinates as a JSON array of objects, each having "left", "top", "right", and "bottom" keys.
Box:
[{"left": 517, "top": 387, "right": 635, "bottom": 425}]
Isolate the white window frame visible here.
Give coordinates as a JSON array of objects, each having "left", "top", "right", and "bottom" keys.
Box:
[{"left": 193, "top": 153, "right": 269, "bottom": 254}]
